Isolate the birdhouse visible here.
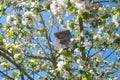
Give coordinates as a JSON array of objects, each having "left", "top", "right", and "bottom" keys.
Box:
[{"left": 54, "top": 30, "right": 71, "bottom": 50}]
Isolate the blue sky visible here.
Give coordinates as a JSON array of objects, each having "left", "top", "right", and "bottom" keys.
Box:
[{"left": 0, "top": 1, "right": 120, "bottom": 79}]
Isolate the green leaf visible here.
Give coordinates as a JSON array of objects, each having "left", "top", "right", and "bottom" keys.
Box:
[
  {"left": 76, "top": 14, "right": 84, "bottom": 22},
  {"left": 83, "top": 76, "right": 87, "bottom": 80},
  {"left": 11, "top": 45, "right": 17, "bottom": 52},
  {"left": 6, "top": 24, "right": 12, "bottom": 28},
  {"left": 66, "top": 1, "right": 72, "bottom": 8},
  {"left": 61, "top": 50, "right": 67, "bottom": 56},
  {"left": 82, "top": 12, "right": 93, "bottom": 20},
  {"left": 114, "top": 37, "right": 120, "bottom": 44},
  {"left": 12, "top": 72, "right": 19, "bottom": 79},
  {"left": 7, "top": 30, "right": 14, "bottom": 38},
  {"left": 28, "top": 0, "right": 32, "bottom": 3},
  {"left": 64, "top": 62, "right": 69, "bottom": 68},
  {"left": 69, "top": 20, "right": 74, "bottom": 30},
  {"left": 84, "top": 71, "right": 93, "bottom": 80},
  {"left": 0, "top": 34, "right": 4, "bottom": 39},
  {"left": 66, "top": 55, "right": 72, "bottom": 60},
  {"left": 45, "top": 3, "right": 50, "bottom": 10},
  {"left": 70, "top": 7, "right": 77, "bottom": 14},
  {"left": 1, "top": 5, "right": 5, "bottom": 11}
]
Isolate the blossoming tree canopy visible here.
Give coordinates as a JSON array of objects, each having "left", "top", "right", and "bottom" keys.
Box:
[{"left": 0, "top": 0, "right": 120, "bottom": 80}]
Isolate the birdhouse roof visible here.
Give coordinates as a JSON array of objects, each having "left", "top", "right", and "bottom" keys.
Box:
[{"left": 54, "top": 30, "right": 71, "bottom": 38}]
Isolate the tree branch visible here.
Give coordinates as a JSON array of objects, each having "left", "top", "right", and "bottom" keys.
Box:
[
  {"left": 34, "top": 39, "right": 47, "bottom": 54},
  {"left": 39, "top": 14, "right": 53, "bottom": 53},
  {"left": 78, "top": 16, "right": 86, "bottom": 60},
  {"left": 21, "top": 73, "right": 24, "bottom": 80},
  {"left": 39, "top": 13, "right": 57, "bottom": 69},
  {"left": 0, "top": 71, "right": 13, "bottom": 79},
  {"left": 0, "top": 51, "right": 34, "bottom": 80},
  {"left": 0, "top": 47, "right": 13, "bottom": 57},
  {"left": 26, "top": 54, "right": 52, "bottom": 61}
]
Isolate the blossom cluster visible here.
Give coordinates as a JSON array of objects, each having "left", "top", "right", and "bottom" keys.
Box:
[{"left": 0, "top": 0, "right": 119, "bottom": 80}]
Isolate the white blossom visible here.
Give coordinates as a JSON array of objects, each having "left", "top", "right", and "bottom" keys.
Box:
[
  {"left": 4, "top": 0, "right": 12, "bottom": 5},
  {"left": 98, "top": 6, "right": 110, "bottom": 16},
  {"left": 58, "top": 48, "right": 63, "bottom": 53},
  {"left": 93, "top": 34, "right": 102, "bottom": 40},
  {"left": 14, "top": 54, "right": 21, "bottom": 59},
  {"left": 92, "top": 53, "right": 103, "bottom": 62},
  {"left": 84, "top": 0, "right": 92, "bottom": 7},
  {"left": 0, "top": 62, "right": 6, "bottom": 66},
  {"left": 106, "top": 68, "right": 115, "bottom": 74},
  {"left": 57, "top": 61, "right": 65, "bottom": 70},
  {"left": 6, "top": 15, "right": 11, "bottom": 23},
  {"left": 59, "top": 55, "right": 65, "bottom": 60},
  {"left": 70, "top": 37, "right": 79, "bottom": 42},
  {"left": 76, "top": 59, "right": 85, "bottom": 69},
  {"left": 23, "top": 11, "right": 36, "bottom": 21},
  {"left": 112, "top": 14, "right": 119, "bottom": 27},
  {"left": 22, "top": 11, "right": 36, "bottom": 26},
  {"left": 109, "top": 62, "right": 114, "bottom": 66},
  {"left": 74, "top": 48, "right": 79, "bottom": 53},
  {"left": 50, "top": 2, "right": 58, "bottom": 15},
  {"left": 17, "top": 2, "right": 27, "bottom": 8},
  {"left": 80, "top": 31, "right": 84, "bottom": 37},
  {"left": 6, "top": 15, "right": 18, "bottom": 25},
  {"left": 50, "top": 0, "right": 68, "bottom": 15},
  {"left": 98, "top": 7, "right": 106, "bottom": 15},
  {"left": 75, "top": 2, "right": 85, "bottom": 13},
  {"left": 22, "top": 20, "right": 27, "bottom": 25},
  {"left": 8, "top": 48, "right": 12, "bottom": 53},
  {"left": 16, "top": 1, "right": 28, "bottom": 11},
  {"left": 109, "top": 78, "right": 112, "bottom": 80},
  {"left": 57, "top": 0, "right": 68, "bottom": 6},
  {"left": 109, "top": 78, "right": 118, "bottom": 80},
  {"left": 30, "top": 59, "right": 35, "bottom": 63},
  {"left": 31, "top": 1, "right": 40, "bottom": 8},
  {"left": 70, "top": 0, "right": 75, "bottom": 3},
  {"left": 113, "top": 77, "right": 119, "bottom": 80},
  {"left": 66, "top": 20, "right": 72, "bottom": 31},
  {"left": 64, "top": 71, "right": 71, "bottom": 79},
  {"left": 3, "top": 39, "right": 11, "bottom": 47},
  {"left": 89, "top": 70, "right": 94, "bottom": 74}
]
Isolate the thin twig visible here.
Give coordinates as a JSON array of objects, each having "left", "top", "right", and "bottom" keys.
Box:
[
  {"left": 26, "top": 54, "right": 52, "bottom": 61},
  {"left": 93, "top": 0, "right": 115, "bottom": 3},
  {"left": 104, "top": 48, "right": 117, "bottom": 60},
  {"left": 90, "top": 48, "right": 103, "bottom": 58},
  {"left": 87, "top": 40, "right": 93, "bottom": 57},
  {"left": 39, "top": 14, "right": 53, "bottom": 53}
]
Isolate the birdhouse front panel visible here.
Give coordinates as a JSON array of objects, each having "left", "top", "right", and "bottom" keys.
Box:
[{"left": 54, "top": 30, "right": 71, "bottom": 50}]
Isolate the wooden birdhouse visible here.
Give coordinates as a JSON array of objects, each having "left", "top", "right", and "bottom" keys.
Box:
[{"left": 54, "top": 30, "right": 71, "bottom": 50}]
